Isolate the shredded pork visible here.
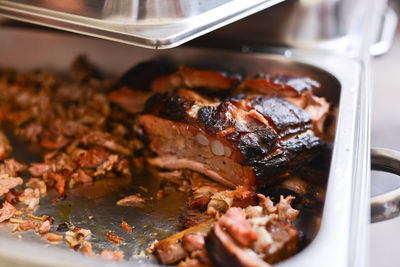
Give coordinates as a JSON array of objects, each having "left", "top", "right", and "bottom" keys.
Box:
[{"left": 0, "top": 57, "right": 329, "bottom": 265}]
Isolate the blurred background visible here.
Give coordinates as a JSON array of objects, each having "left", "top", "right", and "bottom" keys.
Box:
[{"left": 371, "top": 1, "right": 400, "bottom": 267}]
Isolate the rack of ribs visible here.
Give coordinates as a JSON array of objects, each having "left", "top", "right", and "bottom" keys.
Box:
[{"left": 139, "top": 76, "right": 323, "bottom": 188}]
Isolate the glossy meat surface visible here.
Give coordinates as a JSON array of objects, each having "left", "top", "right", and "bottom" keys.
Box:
[{"left": 140, "top": 89, "right": 321, "bottom": 187}]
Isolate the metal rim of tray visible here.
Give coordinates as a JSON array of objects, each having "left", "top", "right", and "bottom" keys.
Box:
[{"left": 0, "top": 0, "right": 285, "bottom": 49}]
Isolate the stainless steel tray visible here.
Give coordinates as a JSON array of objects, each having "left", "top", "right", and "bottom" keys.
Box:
[
  {"left": 0, "top": 0, "right": 284, "bottom": 49},
  {"left": 0, "top": 27, "right": 368, "bottom": 267}
]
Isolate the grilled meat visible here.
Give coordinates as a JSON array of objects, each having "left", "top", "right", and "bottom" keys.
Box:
[
  {"left": 0, "top": 174, "right": 23, "bottom": 197},
  {"left": 0, "top": 131, "right": 11, "bottom": 161},
  {"left": 154, "top": 194, "right": 299, "bottom": 266},
  {"left": 0, "top": 57, "right": 331, "bottom": 265},
  {"left": 140, "top": 89, "right": 321, "bottom": 187},
  {"left": 206, "top": 195, "right": 299, "bottom": 267},
  {"left": 149, "top": 66, "right": 329, "bottom": 135},
  {"left": 0, "top": 56, "right": 133, "bottom": 197}
]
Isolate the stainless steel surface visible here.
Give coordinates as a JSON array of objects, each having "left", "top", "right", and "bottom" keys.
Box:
[
  {"left": 371, "top": 148, "right": 400, "bottom": 223},
  {"left": 370, "top": 7, "right": 399, "bottom": 57},
  {"left": 2, "top": 130, "right": 184, "bottom": 266},
  {"left": 194, "top": 0, "right": 387, "bottom": 58},
  {"left": 0, "top": 0, "right": 285, "bottom": 49},
  {"left": 0, "top": 26, "right": 369, "bottom": 267}
]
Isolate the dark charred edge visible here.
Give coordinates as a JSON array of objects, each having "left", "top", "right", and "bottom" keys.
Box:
[
  {"left": 143, "top": 93, "right": 194, "bottom": 122},
  {"left": 205, "top": 227, "right": 241, "bottom": 267},
  {"left": 249, "top": 96, "right": 312, "bottom": 136},
  {"left": 178, "top": 66, "right": 242, "bottom": 91},
  {"left": 269, "top": 75, "right": 320, "bottom": 93},
  {"left": 219, "top": 93, "right": 247, "bottom": 103},
  {"left": 259, "top": 180, "right": 324, "bottom": 259},
  {"left": 252, "top": 73, "right": 320, "bottom": 94},
  {"left": 205, "top": 225, "right": 268, "bottom": 267},
  {"left": 259, "top": 177, "right": 325, "bottom": 208},
  {"left": 292, "top": 199, "right": 324, "bottom": 251},
  {"left": 305, "top": 142, "right": 333, "bottom": 176},
  {"left": 281, "top": 131, "right": 321, "bottom": 163},
  {"left": 70, "top": 55, "right": 103, "bottom": 82},
  {"left": 142, "top": 92, "right": 321, "bottom": 185},
  {"left": 264, "top": 221, "right": 299, "bottom": 264},
  {"left": 197, "top": 103, "right": 236, "bottom": 134},
  {"left": 116, "top": 60, "right": 177, "bottom": 91}
]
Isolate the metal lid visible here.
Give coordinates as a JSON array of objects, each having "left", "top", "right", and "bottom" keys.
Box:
[{"left": 0, "top": 0, "right": 284, "bottom": 49}]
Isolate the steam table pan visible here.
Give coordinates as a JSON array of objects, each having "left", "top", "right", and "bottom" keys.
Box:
[{"left": 1, "top": 26, "right": 399, "bottom": 267}]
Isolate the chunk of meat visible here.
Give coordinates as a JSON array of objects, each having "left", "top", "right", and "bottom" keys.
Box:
[
  {"left": 276, "top": 195, "right": 300, "bottom": 222},
  {"left": 116, "top": 194, "right": 145, "bottom": 207},
  {"left": 18, "top": 220, "right": 35, "bottom": 231},
  {"left": 154, "top": 220, "right": 215, "bottom": 265},
  {"left": 94, "top": 154, "right": 119, "bottom": 176},
  {"left": 100, "top": 250, "right": 124, "bottom": 261},
  {"left": 78, "top": 147, "right": 109, "bottom": 169},
  {"left": 69, "top": 169, "right": 93, "bottom": 187},
  {"left": 39, "top": 130, "right": 69, "bottom": 150},
  {"left": 65, "top": 230, "right": 80, "bottom": 250},
  {"left": 183, "top": 233, "right": 206, "bottom": 253},
  {"left": 76, "top": 228, "right": 92, "bottom": 241},
  {"left": 0, "top": 159, "right": 26, "bottom": 177},
  {"left": 182, "top": 233, "right": 211, "bottom": 266},
  {"left": 218, "top": 207, "right": 257, "bottom": 247},
  {"left": 26, "top": 178, "right": 47, "bottom": 195},
  {"left": 206, "top": 223, "right": 271, "bottom": 267},
  {"left": 0, "top": 174, "right": 23, "bottom": 196},
  {"left": 108, "top": 87, "right": 153, "bottom": 114},
  {"left": 150, "top": 66, "right": 240, "bottom": 93},
  {"left": 47, "top": 233, "right": 63, "bottom": 242},
  {"left": 238, "top": 74, "right": 319, "bottom": 97},
  {"left": 181, "top": 210, "right": 214, "bottom": 228},
  {"left": 178, "top": 66, "right": 240, "bottom": 91},
  {"left": 152, "top": 194, "right": 298, "bottom": 266},
  {"left": 38, "top": 220, "right": 51, "bottom": 234},
  {"left": 80, "top": 241, "right": 95, "bottom": 256},
  {"left": 0, "top": 131, "right": 11, "bottom": 161},
  {"left": 28, "top": 163, "right": 49, "bottom": 177},
  {"left": 0, "top": 201, "right": 16, "bottom": 222},
  {"left": 189, "top": 172, "right": 227, "bottom": 209},
  {"left": 263, "top": 220, "right": 298, "bottom": 264},
  {"left": 204, "top": 196, "right": 299, "bottom": 266},
  {"left": 121, "top": 220, "right": 132, "bottom": 233},
  {"left": 79, "top": 131, "right": 131, "bottom": 156},
  {"left": 106, "top": 232, "right": 124, "bottom": 245},
  {"left": 238, "top": 74, "right": 330, "bottom": 136},
  {"left": 140, "top": 89, "right": 321, "bottom": 187},
  {"left": 118, "top": 60, "right": 176, "bottom": 91},
  {"left": 18, "top": 188, "right": 40, "bottom": 211}
]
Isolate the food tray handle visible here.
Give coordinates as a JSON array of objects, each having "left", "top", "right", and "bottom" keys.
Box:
[
  {"left": 371, "top": 148, "right": 400, "bottom": 223},
  {"left": 370, "top": 7, "right": 398, "bottom": 57}
]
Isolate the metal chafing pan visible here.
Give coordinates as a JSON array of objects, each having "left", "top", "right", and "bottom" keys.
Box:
[
  {"left": 0, "top": 0, "right": 285, "bottom": 49},
  {"left": 0, "top": 26, "right": 374, "bottom": 266}
]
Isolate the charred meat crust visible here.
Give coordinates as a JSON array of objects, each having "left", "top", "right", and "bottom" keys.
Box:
[
  {"left": 141, "top": 90, "right": 321, "bottom": 186},
  {"left": 151, "top": 65, "right": 241, "bottom": 93},
  {"left": 110, "top": 62, "right": 329, "bottom": 138},
  {"left": 116, "top": 60, "right": 177, "bottom": 91},
  {"left": 237, "top": 73, "right": 320, "bottom": 97}
]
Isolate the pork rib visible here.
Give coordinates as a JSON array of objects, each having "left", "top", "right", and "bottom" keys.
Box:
[{"left": 139, "top": 89, "right": 321, "bottom": 187}]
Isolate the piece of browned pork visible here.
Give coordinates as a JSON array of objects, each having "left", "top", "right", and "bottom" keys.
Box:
[
  {"left": 153, "top": 194, "right": 299, "bottom": 266},
  {"left": 140, "top": 87, "right": 321, "bottom": 188}
]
